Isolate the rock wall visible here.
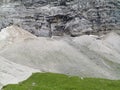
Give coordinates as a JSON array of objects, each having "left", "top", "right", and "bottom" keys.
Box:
[{"left": 0, "top": 0, "right": 120, "bottom": 37}]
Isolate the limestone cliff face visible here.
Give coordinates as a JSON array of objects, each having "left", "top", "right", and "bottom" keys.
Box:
[{"left": 0, "top": 0, "right": 120, "bottom": 36}]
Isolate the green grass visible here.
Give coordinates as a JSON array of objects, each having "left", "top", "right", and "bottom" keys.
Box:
[{"left": 2, "top": 73, "right": 120, "bottom": 90}]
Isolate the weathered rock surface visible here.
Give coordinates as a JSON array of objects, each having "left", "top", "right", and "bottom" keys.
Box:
[{"left": 0, "top": 0, "right": 120, "bottom": 37}]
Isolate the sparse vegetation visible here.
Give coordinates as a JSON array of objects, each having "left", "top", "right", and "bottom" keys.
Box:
[{"left": 2, "top": 73, "right": 120, "bottom": 90}]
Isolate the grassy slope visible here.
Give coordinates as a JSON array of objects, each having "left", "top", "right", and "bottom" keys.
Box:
[{"left": 2, "top": 73, "right": 120, "bottom": 90}]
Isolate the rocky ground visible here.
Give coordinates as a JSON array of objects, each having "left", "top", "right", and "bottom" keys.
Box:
[{"left": 0, "top": 25, "right": 120, "bottom": 89}]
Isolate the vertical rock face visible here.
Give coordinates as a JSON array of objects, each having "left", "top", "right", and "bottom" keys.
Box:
[{"left": 0, "top": 0, "right": 120, "bottom": 37}]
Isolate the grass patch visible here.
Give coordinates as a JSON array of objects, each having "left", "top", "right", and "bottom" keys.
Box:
[{"left": 2, "top": 72, "right": 120, "bottom": 90}]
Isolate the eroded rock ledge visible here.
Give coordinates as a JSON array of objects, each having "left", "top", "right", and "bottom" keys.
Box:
[{"left": 0, "top": 0, "right": 120, "bottom": 37}]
